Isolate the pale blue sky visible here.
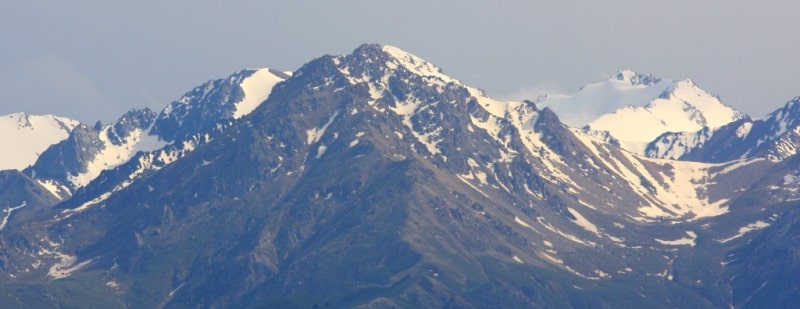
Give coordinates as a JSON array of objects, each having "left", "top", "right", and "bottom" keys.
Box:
[{"left": 2, "top": 1, "right": 798, "bottom": 123}]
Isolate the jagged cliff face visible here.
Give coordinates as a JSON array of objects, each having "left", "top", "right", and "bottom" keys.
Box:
[{"left": 0, "top": 45, "right": 799, "bottom": 308}]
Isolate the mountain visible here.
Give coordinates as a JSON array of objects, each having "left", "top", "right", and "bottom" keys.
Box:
[
  {"left": 642, "top": 126, "right": 717, "bottom": 160},
  {"left": 151, "top": 68, "right": 290, "bottom": 142},
  {"left": 647, "top": 97, "right": 800, "bottom": 162},
  {"left": 0, "top": 44, "right": 799, "bottom": 308},
  {"left": 25, "top": 109, "right": 160, "bottom": 195},
  {"left": 535, "top": 70, "right": 665, "bottom": 127},
  {"left": 0, "top": 68, "right": 290, "bottom": 248},
  {"left": 18, "top": 68, "right": 289, "bottom": 201},
  {"left": 0, "top": 113, "right": 80, "bottom": 171},
  {"left": 537, "top": 70, "right": 745, "bottom": 155}
]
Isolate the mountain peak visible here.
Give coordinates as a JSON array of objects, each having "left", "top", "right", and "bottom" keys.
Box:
[
  {"left": 613, "top": 69, "right": 661, "bottom": 86},
  {"left": 153, "top": 67, "right": 289, "bottom": 142},
  {"left": 648, "top": 96, "right": 800, "bottom": 162},
  {"left": 585, "top": 79, "right": 745, "bottom": 155},
  {"left": 380, "top": 45, "right": 461, "bottom": 85},
  {"left": 659, "top": 78, "right": 699, "bottom": 96},
  {"left": 536, "top": 70, "right": 671, "bottom": 127},
  {"left": 531, "top": 71, "right": 744, "bottom": 155},
  {"left": 775, "top": 96, "right": 800, "bottom": 114},
  {"left": 327, "top": 44, "right": 463, "bottom": 89},
  {"left": 0, "top": 113, "right": 81, "bottom": 171}
]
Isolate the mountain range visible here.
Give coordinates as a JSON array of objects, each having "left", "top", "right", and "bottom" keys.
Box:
[{"left": 1, "top": 44, "right": 799, "bottom": 308}]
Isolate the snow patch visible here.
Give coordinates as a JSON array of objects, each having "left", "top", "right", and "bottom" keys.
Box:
[
  {"left": 457, "top": 175, "right": 489, "bottom": 198},
  {"left": 233, "top": 69, "right": 287, "bottom": 119},
  {"left": 61, "top": 192, "right": 112, "bottom": 218},
  {"left": 306, "top": 110, "right": 340, "bottom": 145},
  {"left": 315, "top": 145, "right": 328, "bottom": 159},
  {"left": 36, "top": 179, "right": 70, "bottom": 200},
  {"left": 0, "top": 201, "right": 27, "bottom": 231},
  {"left": 717, "top": 221, "right": 771, "bottom": 243},
  {"left": 514, "top": 216, "right": 535, "bottom": 230},
  {"left": 717, "top": 158, "right": 764, "bottom": 175},
  {"left": 68, "top": 127, "right": 167, "bottom": 189},
  {"left": 572, "top": 136, "right": 731, "bottom": 221},
  {"left": 655, "top": 231, "right": 697, "bottom": 247},
  {"left": 539, "top": 251, "right": 564, "bottom": 264},
  {"left": 736, "top": 122, "right": 753, "bottom": 139},
  {"left": 468, "top": 88, "right": 509, "bottom": 118},
  {"left": 49, "top": 257, "right": 92, "bottom": 280},
  {"left": 412, "top": 127, "right": 443, "bottom": 155},
  {"left": 38, "top": 243, "right": 92, "bottom": 280},
  {"left": 567, "top": 207, "right": 600, "bottom": 236},
  {"left": 536, "top": 216, "right": 596, "bottom": 246}
]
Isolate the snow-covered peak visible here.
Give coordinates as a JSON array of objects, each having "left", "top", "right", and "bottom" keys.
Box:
[
  {"left": 153, "top": 68, "right": 290, "bottom": 142},
  {"left": 382, "top": 45, "right": 461, "bottom": 86},
  {"left": 0, "top": 113, "right": 80, "bottom": 171},
  {"left": 642, "top": 96, "right": 800, "bottom": 162},
  {"left": 536, "top": 71, "right": 744, "bottom": 155},
  {"left": 162, "top": 68, "right": 289, "bottom": 120},
  {"left": 655, "top": 79, "right": 743, "bottom": 128},
  {"left": 536, "top": 71, "right": 673, "bottom": 127},
  {"left": 586, "top": 79, "right": 744, "bottom": 155}
]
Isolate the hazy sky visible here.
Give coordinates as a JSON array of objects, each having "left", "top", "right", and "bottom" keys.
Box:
[{"left": 2, "top": 1, "right": 798, "bottom": 123}]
